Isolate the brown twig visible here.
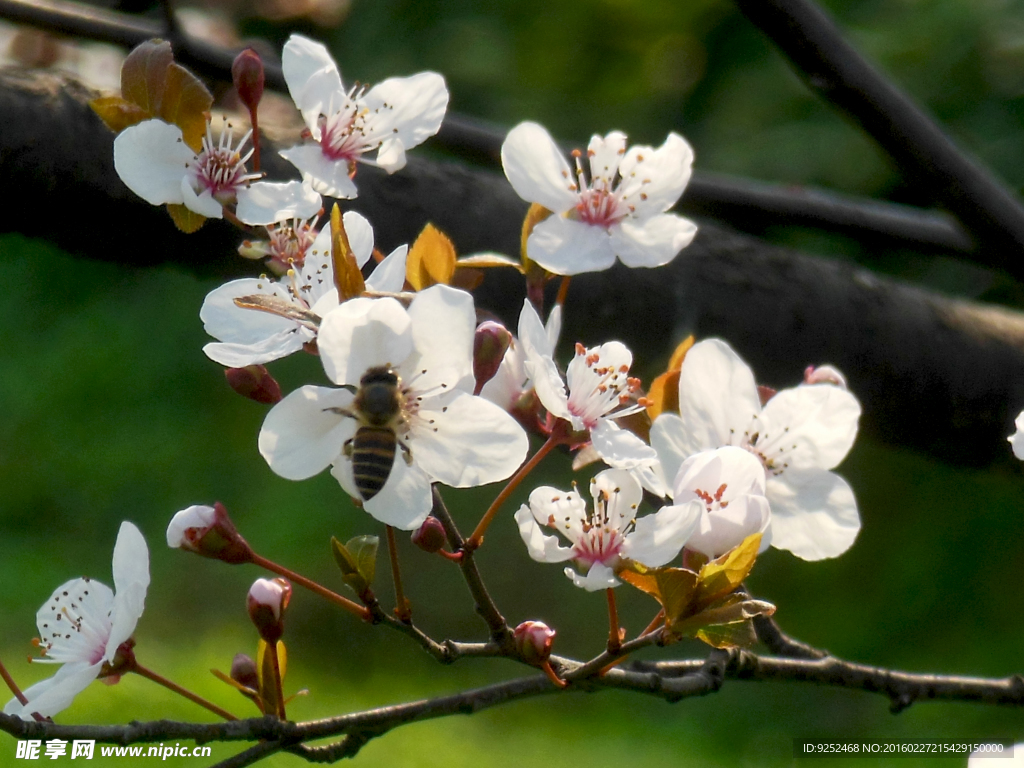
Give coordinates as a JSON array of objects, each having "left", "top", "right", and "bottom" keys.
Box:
[
  {"left": 385, "top": 526, "right": 412, "bottom": 621},
  {"left": 132, "top": 663, "right": 238, "bottom": 722},
  {"left": 250, "top": 553, "right": 371, "bottom": 622}
]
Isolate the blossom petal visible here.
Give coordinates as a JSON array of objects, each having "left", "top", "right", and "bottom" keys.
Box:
[
  {"left": 343, "top": 210, "right": 374, "bottom": 267},
  {"left": 180, "top": 177, "right": 224, "bottom": 218},
  {"left": 201, "top": 278, "right": 298, "bottom": 344},
  {"left": 677, "top": 339, "right": 761, "bottom": 454},
  {"left": 406, "top": 285, "right": 476, "bottom": 392},
  {"left": 609, "top": 213, "right": 697, "bottom": 269},
  {"left": 364, "top": 73, "right": 449, "bottom": 160},
  {"left": 759, "top": 385, "right": 861, "bottom": 471},
  {"left": 591, "top": 421, "right": 657, "bottom": 468},
  {"left": 279, "top": 144, "right": 358, "bottom": 199},
  {"left": 166, "top": 505, "right": 216, "bottom": 548},
  {"left": 566, "top": 562, "right": 619, "bottom": 591},
  {"left": 331, "top": 455, "right": 433, "bottom": 530},
  {"left": 622, "top": 499, "right": 701, "bottom": 567},
  {"left": 4, "top": 661, "right": 102, "bottom": 720},
  {"left": 113, "top": 119, "right": 193, "bottom": 206},
  {"left": 590, "top": 468, "right": 643, "bottom": 530},
  {"left": 282, "top": 34, "right": 343, "bottom": 134},
  {"left": 203, "top": 331, "right": 307, "bottom": 368},
  {"left": 527, "top": 215, "right": 617, "bottom": 275},
  {"left": 515, "top": 504, "right": 575, "bottom": 563},
  {"left": 527, "top": 484, "right": 588, "bottom": 542},
  {"left": 1010, "top": 410, "right": 1024, "bottom": 460},
  {"left": 318, "top": 298, "right": 413, "bottom": 385},
  {"left": 649, "top": 413, "right": 689, "bottom": 496},
  {"left": 366, "top": 245, "right": 409, "bottom": 293},
  {"left": 236, "top": 180, "right": 322, "bottom": 226},
  {"left": 686, "top": 495, "right": 771, "bottom": 560},
  {"left": 673, "top": 445, "right": 767, "bottom": 500},
  {"left": 107, "top": 521, "right": 149, "bottom": 661},
  {"left": 35, "top": 578, "right": 113, "bottom": 664},
  {"left": 587, "top": 131, "right": 627, "bottom": 185},
  {"left": 767, "top": 468, "right": 859, "bottom": 561},
  {"left": 501, "top": 122, "right": 579, "bottom": 214},
  {"left": 518, "top": 299, "right": 569, "bottom": 419},
  {"left": 617, "top": 132, "right": 694, "bottom": 216},
  {"left": 259, "top": 385, "right": 356, "bottom": 479},
  {"left": 410, "top": 394, "right": 528, "bottom": 487}
]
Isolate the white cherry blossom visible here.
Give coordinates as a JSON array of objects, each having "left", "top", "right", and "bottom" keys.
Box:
[
  {"left": 480, "top": 303, "right": 561, "bottom": 413},
  {"left": 671, "top": 446, "right": 771, "bottom": 559},
  {"left": 501, "top": 121, "right": 697, "bottom": 275},
  {"left": 258, "top": 285, "right": 529, "bottom": 529},
  {"left": 114, "top": 118, "right": 260, "bottom": 218},
  {"left": 651, "top": 338, "right": 861, "bottom": 561},
  {"left": 517, "top": 300, "right": 659, "bottom": 477},
  {"left": 201, "top": 210, "right": 408, "bottom": 367},
  {"left": 279, "top": 34, "right": 449, "bottom": 198},
  {"left": 4, "top": 522, "right": 149, "bottom": 720},
  {"left": 515, "top": 469, "right": 700, "bottom": 591},
  {"left": 1008, "top": 410, "right": 1024, "bottom": 460}
]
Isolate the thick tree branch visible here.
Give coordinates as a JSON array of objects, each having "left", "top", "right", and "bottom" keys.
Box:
[
  {"left": 3, "top": 68, "right": 1024, "bottom": 465},
  {"left": 0, "top": 0, "right": 982, "bottom": 258},
  {"left": 734, "top": 0, "right": 1024, "bottom": 264}
]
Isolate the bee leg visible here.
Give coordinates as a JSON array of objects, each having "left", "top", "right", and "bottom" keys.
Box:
[
  {"left": 398, "top": 440, "right": 413, "bottom": 466},
  {"left": 343, "top": 438, "right": 354, "bottom": 458}
]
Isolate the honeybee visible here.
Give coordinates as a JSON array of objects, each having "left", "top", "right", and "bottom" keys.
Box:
[{"left": 330, "top": 365, "right": 412, "bottom": 502}]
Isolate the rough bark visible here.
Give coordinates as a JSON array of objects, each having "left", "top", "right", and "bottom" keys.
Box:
[{"left": 3, "top": 68, "right": 1024, "bottom": 465}]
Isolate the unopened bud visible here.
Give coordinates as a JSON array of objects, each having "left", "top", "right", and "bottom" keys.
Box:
[
  {"left": 473, "top": 321, "right": 512, "bottom": 395},
  {"left": 247, "top": 578, "right": 291, "bottom": 644},
  {"left": 803, "top": 364, "right": 848, "bottom": 389},
  {"left": 232, "top": 48, "right": 265, "bottom": 114},
  {"left": 514, "top": 620, "right": 556, "bottom": 664},
  {"left": 411, "top": 516, "right": 448, "bottom": 553},
  {"left": 230, "top": 653, "right": 259, "bottom": 692},
  {"left": 225, "top": 365, "right": 282, "bottom": 404},
  {"left": 166, "top": 502, "right": 254, "bottom": 564}
]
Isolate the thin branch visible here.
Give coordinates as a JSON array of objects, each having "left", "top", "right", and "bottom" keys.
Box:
[
  {"left": 752, "top": 613, "right": 828, "bottom": 660},
  {"left": 430, "top": 487, "right": 514, "bottom": 649},
  {"left": 0, "top": 0, "right": 982, "bottom": 258},
  {"left": 733, "top": 0, "right": 1024, "bottom": 263}
]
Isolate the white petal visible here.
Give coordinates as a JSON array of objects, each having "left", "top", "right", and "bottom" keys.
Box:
[
  {"left": 759, "top": 384, "right": 861, "bottom": 470},
  {"left": 200, "top": 278, "right": 298, "bottom": 344},
  {"left": 406, "top": 285, "right": 477, "bottom": 391},
  {"left": 259, "top": 385, "right": 356, "bottom": 480},
  {"left": 35, "top": 578, "right": 113, "bottom": 664},
  {"left": 566, "top": 562, "right": 620, "bottom": 591},
  {"left": 113, "top": 119, "right": 193, "bottom": 206},
  {"left": 590, "top": 468, "right": 643, "bottom": 531},
  {"left": 166, "top": 504, "right": 216, "bottom": 548},
  {"left": 545, "top": 302, "right": 563, "bottom": 351},
  {"left": 318, "top": 298, "right": 413, "bottom": 385},
  {"left": 282, "top": 34, "right": 343, "bottom": 133},
  {"left": 617, "top": 132, "right": 694, "bottom": 215},
  {"left": 591, "top": 421, "right": 658, "bottom": 468},
  {"left": 686, "top": 495, "right": 771, "bottom": 560},
  {"left": 767, "top": 468, "right": 860, "bottom": 561},
  {"left": 410, "top": 394, "right": 528, "bottom": 487},
  {"left": 609, "top": 213, "right": 697, "bottom": 269},
  {"left": 587, "top": 131, "right": 627, "bottom": 185},
  {"left": 677, "top": 339, "right": 761, "bottom": 453},
  {"left": 515, "top": 504, "right": 575, "bottom": 563},
  {"left": 279, "top": 144, "right": 359, "bottom": 199},
  {"left": 501, "top": 122, "right": 579, "bottom": 214},
  {"left": 519, "top": 300, "right": 569, "bottom": 419},
  {"left": 4, "top": 661, "right": 102, "bottom": 720},
  {"left": 107, "top": 521, "right": 149, "bottom": 660},
  {"left": 650, "top": 413, "right": 690, "bottom": 497},
  {"left": 236, "top": 180, "right": 322, "bottom": 226},
  {"left": 332, "top": 456, "right": 433, "bottom": 530},
  {"left": 622, "top": 499, "right": 701, "bottom": 567},
  {"left": 180, "top": 177, "right": 224, "bottom": 218},
  {"left": 1010, "top": 410, "right": 1024, "bottom": 460},
  {"left": 342, "top": 210, "right": 374, "bottom": 267},
  {"left": 673, "top": 445, "right": 767, "bottom": 500},
  {"left": 366, "top": 245, "right": 409, "bottom": 293},
  {"left": 375, "top": 138, "right": 407, "bottom": 173},
  {"left": 527, "top": 483, "right": 588, "bottom": 542},
  {"left": 527, "top": 215, "right": 617, "bottom": 275},
  {"left": 203, "top": 331, "right": 307, "bottom": 368},
  {"left": 364, "top": 72, "right": 449, "bottom": 152}
]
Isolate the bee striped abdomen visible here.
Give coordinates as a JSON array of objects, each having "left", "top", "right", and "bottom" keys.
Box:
[{"left": 351, "top": 425, "right": 398, "bottom": 501}]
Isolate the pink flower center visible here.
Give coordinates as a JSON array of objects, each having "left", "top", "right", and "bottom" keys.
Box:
[
  {"left": 570, "top": 488, "right": 630, "bottom": 567},
  {"left": 266, "top": 219, "right": 319, "bottom": 272},
  {"left": 318, "top": 85, "right": 391, "bottom": 164},
  {"left": 570, "top": 149, "right": 630, "bottom": 228},
  {"left": 193, "top": 124, "right": 258, "bottom": 200},
  {"left": 694, "top": 483, "right": 729, "bottom": 513}
]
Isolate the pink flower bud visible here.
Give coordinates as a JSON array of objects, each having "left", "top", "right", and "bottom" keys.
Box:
[
  {"left": 473, "top": 321, "right": 512, "bottom": 395},
  {"left": 166, "top": 502, "right": 254, "bottom": 564},
  {"left": 247, "top": 578, "right": 291, "bottom": 644},
  {"left": 411, "top": 516, "right": 448, "bottom": 553},
  {"left": 232, "top": 48, "right": 265, "bottom": 114},
  {"left": 230, "top": 653, "right": 259, "bottom": 692},
  {"left": 803, "top": 364, "right": 848, "bottom": 389},
  {"left": 514, "top": 620, "right": 556, "bottom": 664},
  {"left": 225, "top": 365, "right": 282, "bottom": 404}
]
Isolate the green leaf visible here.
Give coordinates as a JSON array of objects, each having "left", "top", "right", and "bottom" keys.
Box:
[
  {"left": 89, "top": 96, "right": 150, "bottom": 134},
  {"left": 120, "top": 39, "right": 174, "bottom": 116},
  {"left": 166, "top": 203, "right": 206, "bottom": 233},
  {"left": 693, "top": 533, "right": 761, "bottom": 611},
  {"left": 331, "top": 535, "right": 378, "bottom": 594},
  {"left": 671, "top": 593, "right": 776, "bottom": 648},
  {"left": 655, "top": 568, "right": 699, "bottom": 624},
  {"left": 696, "top": 620, "right": 758, "bottom": 649}
]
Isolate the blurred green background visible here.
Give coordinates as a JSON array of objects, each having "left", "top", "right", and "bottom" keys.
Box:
[{"left": 3, "top": 0, "right": 1024, "bottom": 765}]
